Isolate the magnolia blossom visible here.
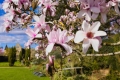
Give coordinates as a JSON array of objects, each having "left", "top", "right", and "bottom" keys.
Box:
[
  {"left": 107, "top": 0, "right": 120, "bottom": 14},
  {"left": 33, "top": 14, "right": 51, "bottom": 32},
  {"left": 46, "top": 55, "right": 55, "bottom": 77},
  {"left": 91, "top": 0, "right": 108, "bottom": 23},
  {"left": 46, "top": 28, "right": 74, "bottom": 55},
  {"left": 35, "top": 53, "right": 40, "bottom": 59},
  {"left": 77, "top": 0, "right": 108, "bottom": 22},
  {"left": 21, "top": 13, "right": 31, "bottom": 24},
  {"left": 3, "top": 19, "right": 13, "bottom": 32},
  {"left": 77, "top": 0, "right": 92, "bottom": 21},
  {"left": 42, "top": 0, "right": 58, "bottom": 16},
  {"left": 74, "top": 20, "right": 107, "bottom": 53},
  {"left": 2, "top": 0, "right": 12, "bottom": 12},
  {"left": 25, "top": 27, "right": 42, "bottom": 40}
]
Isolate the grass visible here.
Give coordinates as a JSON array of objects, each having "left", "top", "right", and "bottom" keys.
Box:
[
  {"left": 0, "top": 61, "right": 24, "bottom": 67},
  {"left": 0, "top": 67, "right": 50, "bottom": 80},
  {"left": 0, "top": 61, "right": 50, "bottom": 80}
]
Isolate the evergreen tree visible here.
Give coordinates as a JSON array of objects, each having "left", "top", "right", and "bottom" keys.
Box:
[
  {"left": 19, "top": 48, "right": 25, "bottom": 62},
  {"left": 8, "top": 47, "right": 16, "bottom": 66},
  {"left": 25, "top": 48, "right": 31, "bottom": 66}
]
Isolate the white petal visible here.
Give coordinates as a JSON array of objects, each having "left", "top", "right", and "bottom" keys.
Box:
[
  {"left": 90, "top": 39, "right": 99, "bottom": 52},
  {"left": 82, "top": 39, "right": 90, "bottom": 53},
  {"left": 82, "top": 20, "right": 90, "bottom": 32},
  {"left": 46, "top": 43, "right": 55, "bottom": 55},
  {"left": 90, "top": 7, "right": 100, "bottom": 13},
  {"left": 77, "top": 10, "right": 86, "bottom": 18},
  {"left": 108, "top": 1, "right": 116, "bottom": 6},
  {"left": 74, "top": 31, "right": 85, "bottom": 43},
  {"left": 33, "top": 15, "right": 40, "bottom": 22},
  {"left": 90, "top": 21, "right": 101, "bottom": 32},
  {"left": 94, "top": 31, "right": 107, "bottom": 37},
  {"left": 61, "top": 44, "right": 72, "bottom": 55},
  {"left": 35, "top": 34, "right": 42, "bottom": 38},
  {"left": 2, "top": 3, "right": 9, "bottom": 10}
]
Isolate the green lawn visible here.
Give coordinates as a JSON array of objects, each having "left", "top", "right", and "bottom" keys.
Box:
[
  {"left": 0, "top": 61, "right": 23, "bottom": 67},
  {"left": 0, "top": 67, "right": 50, "bottom": 80}
]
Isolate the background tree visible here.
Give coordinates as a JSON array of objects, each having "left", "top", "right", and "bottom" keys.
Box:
[
  {"left": 8, "top": 47, "right": 16, "bottom": 66},
  {"left": 25, "top": 48, "right": 31, "bottom": 66}
]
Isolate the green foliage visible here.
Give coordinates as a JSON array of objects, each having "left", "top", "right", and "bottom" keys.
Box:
[
  {"left": 67, "top": 77, "right": 74, "bottom": 80},
  {"left": 74, "top": 75, "right": 88, "bottom": 80},
  {"left": 8, "top": 47, "right": 16, "bottom": 66}
]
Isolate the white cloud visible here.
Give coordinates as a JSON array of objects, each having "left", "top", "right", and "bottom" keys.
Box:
[
  {"left": 0, "top": 34, "right": 28, "bottom": 44},
  {"left": 0, "top": 15, "right": 5, "bottom": 33},
  {"left": 0, "top": 3, "right": 3, "bottom": 10}
]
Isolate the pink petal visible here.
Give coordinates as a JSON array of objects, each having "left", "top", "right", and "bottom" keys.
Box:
[
  {"left": 90, "top": 7, "right": 100, "bottom": 13},
  {"left": 82, "top": 20, "right": 90, "bottom": 32},
  {"left": 90, "top": 21, "right": 101, "bottom": 32},
  {"left": 94, "top": 31, "right": 107, "bottom": 37},
  {"left": 65, "top": 35, "right": 74, "bottom": 43},
  {"left": 61, "top": 44, "right": 72, "bottom": 55},
  {"left": 52, "top": 2, "right": 58, "bottom": 5},
  {"left": 85, "top": 11, "right": 91, "bottom": 21},
  {"left": 90, "top": 39, "right": 99, "bottom": 52},
  {"left": 115, "top": 5, "right": 120, "bottom": 14},
  {"left": 26, "top": 28, "right": 34, "bottom": 37},
  {"left": 46, "top": 32, "right": 54, "bottom": 42},
  {"left": 39, "top": 14, "right": 45, "bottom": 24},
  {"left": 46, "top": 43, "right": 55, "bottom": 55},
  {"left": 82, "top": 39, "right": 90, "bottom": 53},
  {"left": 77, "top": 10, "right": 86, "bottom": 18},
  {"left": 91, "top": 13, "right": 99, "bottom": 20},
  {"left": 43, "top": 8, "right": 47, "bottom": 15},
  {"left": 34, "top": 27, "right": 40, "bottom": 34},
  {"left": 49, "top": 56, "right": 53, "bottom": 64},
  {"left": 46, "top": 25, "right": 51, "bottom": 32},
  {"left": 74, "top": 31, "right": 86, "bottom": 43},
  {"left": 95, "top": 37, "right": 102, "bottom": 48},
  {"left": 101, "top": 13, "right": 107, "bottom": 23}
]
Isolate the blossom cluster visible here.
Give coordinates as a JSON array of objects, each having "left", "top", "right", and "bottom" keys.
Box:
[{"left": 2, "top": 0, "right": 120, "bottom": 56}]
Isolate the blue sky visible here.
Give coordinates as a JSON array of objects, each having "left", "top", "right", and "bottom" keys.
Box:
[{"left": 0, "top": 0, "right": 37, "bottom": 49}]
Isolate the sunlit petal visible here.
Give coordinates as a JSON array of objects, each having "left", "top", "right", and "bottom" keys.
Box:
[
  {"left": 46, "top": 43, "right": 55, "bottom": 55},
  {"left": 90, "top": 21, "right": 101, "bottom": 32},
  {"left": 74, "top": 31, "right": 86, "bottom": 43},
  {"left": 82, "top": 20, "right": 90, "bottom": 32},
  {"left": 94, "top": 31, "right": 107, "bottom": 37},
  {"left": 82, "top": 39, "right": 90, "bottom": 53},
  {"left": 90, "top": 39, "right": 99, "bottom": 52}
]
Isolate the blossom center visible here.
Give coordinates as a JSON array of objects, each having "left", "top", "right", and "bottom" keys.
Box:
[{"left": 87, "top": 32, "right": 93, "bottom": 38}]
